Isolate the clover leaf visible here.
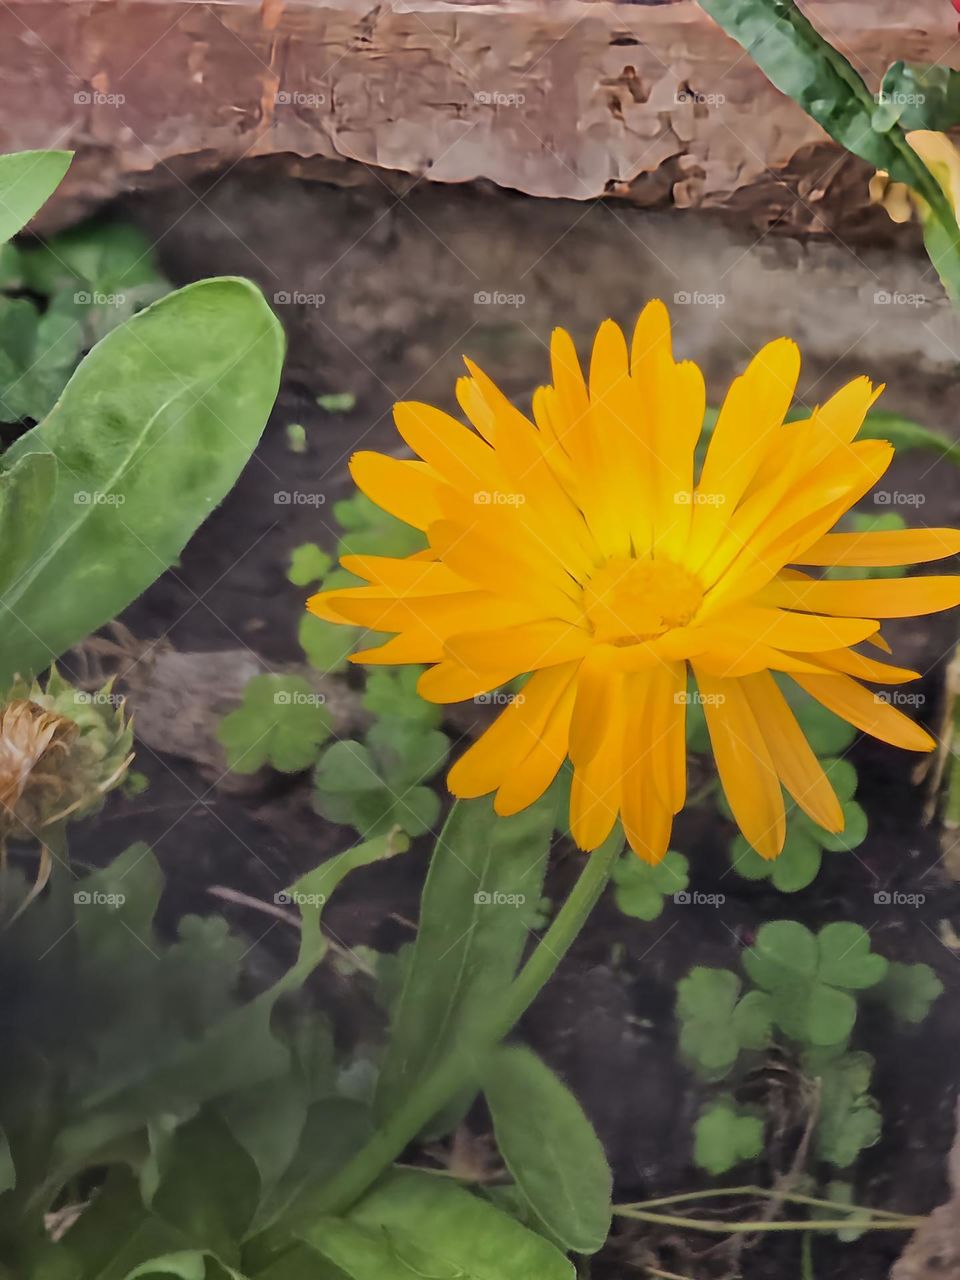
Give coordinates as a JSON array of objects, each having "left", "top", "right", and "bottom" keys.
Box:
[
  {"left": 743, "top": 921, "right": 887, "bottom": 1047},
  {"left": 806, "top": 1050, "right": 882, "bottom": 1168},
  {"left": 362, "top": 666, "right": 441, "bottom": 729},
  {"left": 729, "top": 759, "right": 865, "bottom": 892},
  {"left": 876, "top": 961, "right": 944, "bottom": 1023},
  {"left": 288, "top": 542, "right": 332, "bottom": 587},
  {"left": 676, "top": 968, "right": 773, "bottom": 1078},
  {"left": 612, "top": 850, "right": 689, "bottom": 921},
  {"left": 313, "top": 721, "right": 449, "bottom": 839},
  {"left": 217, "top": 674, "right": 331, "bottom": 774},
  {"left": 333, "top": 492, "right": 425, "bottom": 560},
  {"left": 694, "top": 1097, "right": 765, "bottom": 1175}
]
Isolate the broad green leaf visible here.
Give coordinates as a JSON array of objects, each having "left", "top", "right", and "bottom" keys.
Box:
[
  {"left": 694, "top": 1099, "right": 764, "bottom": 1175},
  {"left": 802, "top": 984, "right": 858, "bottom": 1048},
  {"left": 302, "top": 1168, "right": 574, "bottom": 1280},
  {"left": 0, "top": 150, "right": 72, "bottom": 245},
  {"left": 122, "top": 1254, "right": 209, "bottom": 1280},
  {"left": 374, "top": 795, "right": 558, "bottom": 1123},
  {"left": 0, "top": 277, "right": 284, "bottom": 686},
  {"left": 0, "top": 294, "right": 84, "bottom": 422},
  {"left": 877, "top": 961, "right": 944, "bottom": 1023},
  {"left": 482, "top": 1045, "right": 611, "bottom": 1254},
  {"left": 332, "top": 492, "right": 424, "bottom": 561},
  {"left": 149, "top": 1113, "right": 259, "bottom": 1262},
  {"left": 0, "top": 449, "right": 56, "bottom": 598},
  {"left": 612, "top": 849, "right": 688, "bottom": 920},
  {"left": 731, "top": 990, "right": 774, "bottom": 1050},
  {"left": 217, "top": 674, "right": 331, "bottom": 774}
]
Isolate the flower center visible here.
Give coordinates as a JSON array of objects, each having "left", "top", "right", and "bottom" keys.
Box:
[{"left": 582, "top": 556, "right": 703, "bottom": 644}]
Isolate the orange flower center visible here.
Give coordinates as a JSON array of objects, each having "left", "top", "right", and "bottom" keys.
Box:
[{"left": 582, "top": 556, "right": 703, "bottom": 644}]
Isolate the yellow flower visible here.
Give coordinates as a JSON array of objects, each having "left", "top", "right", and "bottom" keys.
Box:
[
  {"left": 309, "top": 304, "right": 960, "bottom": 862},
  {"left": 870, "top": 130, "right": 960, "bottom": 224}
]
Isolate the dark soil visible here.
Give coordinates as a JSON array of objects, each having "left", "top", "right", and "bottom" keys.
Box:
[{"left": 64, "top": 164, "right": 960, "bottom": 1280}]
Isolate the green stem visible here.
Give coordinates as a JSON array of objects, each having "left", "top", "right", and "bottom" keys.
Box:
[
  {"left": 260, "top": 830, "right": 622, "bottom": 1237},
  {"left": 614, "top": 1207, "right": 922, "bottom": 1234},
  {"left": 617, "top": 1185, "right": 913, "bottom": 1222}
]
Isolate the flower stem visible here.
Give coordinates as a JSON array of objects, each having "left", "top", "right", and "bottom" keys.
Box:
[
  {"left": 613, "top": 1207, "right": 923, "bottom": 1233},
  {"left": 266, "top": 829, "right": 622, "bottom": 1233},
  {"left": 617, "top": 1185, "right": 914, "bottom": 1222}
]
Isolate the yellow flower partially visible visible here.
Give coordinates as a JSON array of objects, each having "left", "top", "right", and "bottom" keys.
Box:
[
  {"left": 309, "top": 304, "right": 960, "bottom": 862},
  {"left": 0, "top": 700, "right": 76, "bottom": 842},
  {"left": 870, "top": 129, "right": 960, "bottom": 224}
]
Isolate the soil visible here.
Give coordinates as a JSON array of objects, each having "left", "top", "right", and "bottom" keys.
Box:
[{"left": 61, "top": 164, "right": 960, "bottom": 1279}]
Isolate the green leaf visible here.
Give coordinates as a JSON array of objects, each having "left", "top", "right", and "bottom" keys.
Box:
[
  {"left": 149, "top": 1112, "right": 260, "bottom": 1261},
  {"left": 313, "top": 723, "right": 448, "bottom": 839},
  {"left": 301, "top": 1168, "right": 574, "bottom": 1280},
  {"left": 0, "top": 150, "right": 72, "bottom": 245},
  {"left": 860, "top": 410, "right": 960, "bottom": 464},
  {"left": 695, "top": 0, "right": 960, "bottom": 299},
  {"left": 731, "top": 990, "right": 774, "bottom": 1050},
  {"left": 482, "top": 1045, "right": 612, "bottom": 1254},
  {"left": 877, "top": 961, "right": 944, "bottom": 1023},
  {"left": 298, "top": 612, "right": 358, "bottom": 675},
  {"left": 743, "top": 921, "right": 819, "bottom": 989},
  {"left": 217, "top": 674, "right": 331, "bottom": 774},
  {"left": 693, "top": 1098, "right": 764, "bottom": 1176},
  {"left": 0, "top": 294, "right": 84, "bottom": 422},
  {"left": 825, "top": 513, "right": 907, "bottom": 581},
  {"left": 876, "top": 61, "right": 960, "bottom": 133},
  {"left": 374, "top": 795, "right": 558, "bottom": 1125},
  {"left": 0, "top": 449, "right": 56, "bottom": 598},
  {"left": 362, "top": 666, "right": 441, "bottom": 728},
  {"left": 0, "top": 278, "right": 284, "bottom": 687},
  {"left": 287, "top": 543, "right": 332, "bottom": 587},
  {"left": 811, "top": 1051, "right": 882, "bottom": 1168},
  {"left": 816, "top": 923, "right": 888, "bottom": 990},
  {"left": 333, "top": 492, "right": 425, "bottom": 561},
  {"left": 675, "top": 968, "right": 742, "bottom": 1076},
  {"left": 612, "top": 849, "right": 688, "bottom": 920},
  {"left": 317, "top": 391, "right": 356, "bottom": 413},
  {"left": 815, "top": 1180, "right": 869, "bottom": 1243}
]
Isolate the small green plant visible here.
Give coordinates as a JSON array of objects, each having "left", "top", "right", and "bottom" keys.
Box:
[
  {"left": 216, "top": 673, "right": 331, "bottom": 774},
  {"left": 675, "top": 920, "right": 942, "bottom": 1187},
  {"left": 287, "top": 541, "right": 332, "bottom": 587},
  {"left": 611, "top": 849, "right": 689, "bottom": 920},
  {"left": 729, "top": 760, "right": 866, "bottom": 892},
  {"left": 694, "top": 1097, "right": 765, "bottom": 1175}
]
